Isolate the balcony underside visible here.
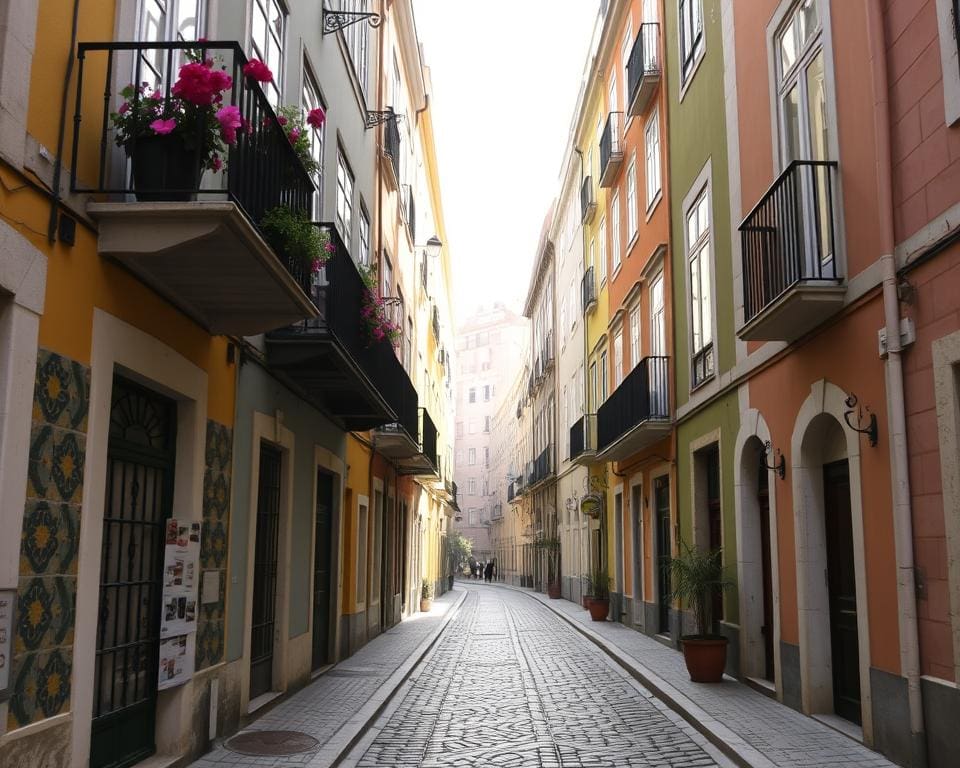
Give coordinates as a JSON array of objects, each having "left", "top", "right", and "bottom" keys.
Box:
[
  {"left": 597, "top": 419, "right": 671, "bottom": 462},
  {"left": 570, "top": 449, "right": 597, "bottom": 467},
  {"left": 89, "top": 202, "right": 317, "bottom": 336},
  {"left": 599, "top": 156, "right": 623, "bottom": 188},
  {"left": 628, "top": 74, "right": 659, "bottom": 117},
  {"left": 398, "top": 454, "right": 439, "bottom": 477},
  {"left": 582, "top": 201, "right": 597, "bottom": 225},
  {"left": 265, "top": 334, "right": 395, "bottom": 431},
  {"left": 739, "top": 282, "right": 846, "bottom": 342},
  {"left": 375, "top": 425, "right": 420, "bottom": 460}
]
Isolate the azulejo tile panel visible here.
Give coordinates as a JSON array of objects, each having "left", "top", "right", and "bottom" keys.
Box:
[{"left": 10, "top": 349, "right": 90, "bottom": 730}]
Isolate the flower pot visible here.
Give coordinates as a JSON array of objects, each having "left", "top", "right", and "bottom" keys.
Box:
[
  {"left": 582, "top": 595, "right": 592, "bottom": 610},
  {"left": 131, "top": 134, "right": 200, "bottom": 201},
  {"left": 547, "top": 581, "right": 562, "bottom": 599},
  {"left": 420, "top": 598, "right": 432, "bottom": 612},
  {"left": 680, "top": 636, "right": 729, "bottom": 683},
  {"left": 588, "top": 598, "right": 609, "bottom": 621}
]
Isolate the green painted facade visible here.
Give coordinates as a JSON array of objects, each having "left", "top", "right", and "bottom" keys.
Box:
[{"left": 665, "top": 0, "right": 741, "bottom": 624}]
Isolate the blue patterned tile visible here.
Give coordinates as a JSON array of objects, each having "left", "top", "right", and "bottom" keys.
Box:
[
  {"left": 15, "top": 576, "right": 76, "bottom": 654},
  {"left": 7, "top": 648, "right": 72, "bottom": 727},
  {"left": 33, "top": 350, "right": 90, "bottom": 431},
  {"left": 21, "top": 500, "right": 79, "bottom": 576},
  {"left": 28, "top": 426, "right": 85, "bottom": 503}
]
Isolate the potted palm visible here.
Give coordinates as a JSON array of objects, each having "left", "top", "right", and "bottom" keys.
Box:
[
  {"left": 420, "top": 578, "right": 434, "bottom": 612},
  {"left": 586, "top": 565, "right": 611, "bottom": 621},
  {"left": 670, "top": 543, "right": 734, "bottom": 683},
  {"left": 533, "top": 534, "right": 562, "bottom": 598}
]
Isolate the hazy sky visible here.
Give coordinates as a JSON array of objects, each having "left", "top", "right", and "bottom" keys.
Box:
[{"left": 413, "top": 0, "right": 599, "bottom": 326}]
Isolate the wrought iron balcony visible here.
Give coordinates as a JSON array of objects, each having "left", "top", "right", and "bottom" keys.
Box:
[
  {"left": 599, "top": 112, "right": 624, "bottom": 187},
  {"left": 383, "top": 112, "right": 401, "bottom": 187},
  {"left": 581, "top": 266, "right": 597, "bottom": 313},
  {"left": 508, "top": 480, "right": 518, "bottom": 503},
  {"left": 627, "top": 23, "right": 661, "bottom": 116},
  {"left": 739, "top": 161, "right": 843, "bottom": 341},
  {"left": 378, "top": 407, "right": 439, "bottom": 477},
  {"left": 73, "top": 41, "right": 318, "bottom": 335},
  {"left": 580, "top": 175, "right": 597, "bottom": 223},
  {"left": 570, "top": 414, "right": 597, "bottom": 463},
  {"left": 266, "top": 222, "right": 416, "bottom": 431},
  {"left": 597, "top": 356, "right": 671, "bottom": 460},
  {"left": 530, "top": 445, "right": 555, "bottom": 486}
]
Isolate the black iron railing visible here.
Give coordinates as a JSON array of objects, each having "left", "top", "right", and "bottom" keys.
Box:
[
  {"left": 570, "top": 414, "right": 596, "bottom": 460},
  {"left": 508, "top": 481, "right": 517, "bottom": 502},
  {"left": 70, "top": 41, "right": 316, "bottom": 295},
  {"left": 740, "top": 160, "right": 841, "bottom": 324},
  {"left": 384, "top": 113, "right": 401, "bottom": 182},
  {"left": 627, "top": 23, "right": 660, "bottom": 107},
  {"left": 599, "top": 111, "right": 623, "bottom": 181},
  {"left": 420, "top": 408, "right": 438, "bottom": 470},
  {"left": 582, "top": 266, "right": 596, "bottom": 313},
  {"left": 580, "top": 175, "right": 596, "bottom": 222},
  {"left": 533, "top": 446, "right": 554, "bottom": 483},
  {"left": 597, "top": 356, "right": 670, "bottom": 451}
]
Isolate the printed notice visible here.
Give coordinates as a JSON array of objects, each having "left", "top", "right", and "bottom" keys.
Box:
[{"left": 158, "top": 518, "right": 201, "bottom": 690}]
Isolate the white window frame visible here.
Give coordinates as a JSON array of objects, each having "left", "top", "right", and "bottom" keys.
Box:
[
  {"left": 626, "top": 154, "right": 638, "bottom": 241},
  {"left": 598, "top": 219, "right": 608, "bottom": 284},
  {"left": 614, "top": 330, "right": 624, "bottom": 387},
  {"left": 358, "top": 206, "right": 370, "bottom": 267},
  {"left": 250, "top": 0, "right": 286, "bottom": 108},
  {"left": 678, "top": 0, "right": 705, "bottom": 91},
  {"left": 336, "top": 149, "right": 354, "bottom": 252},
  {"left": 629, "top": 305, "right": 641, "bottom": 370},
  {"left": 611, "top": 192, "right": 622, "bottom": 272},
  {"left": 302, "top": 64, "right": 326, "bottom": 218},
  {"left": 686, "top": 184, "right": 715, "bottom": 389},
  {"left": 468, "top": 447, "right": 476, "bottom": 465},
  {"left": 621, "top": 20, "right": 633, "bottom": 111},
  {"left": 645, "top": 108, "right": 661, "bottom": 209}
]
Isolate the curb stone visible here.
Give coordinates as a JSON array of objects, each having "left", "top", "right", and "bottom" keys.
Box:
[{"left": 307, "top": 587, "right": 468, "bottom": 768}]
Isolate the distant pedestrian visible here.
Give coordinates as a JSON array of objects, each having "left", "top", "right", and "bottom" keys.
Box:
[{"left": 484, "top": 560, "right": 494, "bottom": 583}]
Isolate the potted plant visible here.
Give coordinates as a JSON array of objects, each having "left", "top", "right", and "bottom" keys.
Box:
[
  {"left": 586, "top": 565, "right": 611, "bottom": 621},
  {"left": 261, "top": 205, "right": 334, "bottom": 275},
  {"left": 358, "top": 264, "right": 401, "bottom": 347},
  {"left": 420, "top": 578, "right": 434, "bottom": 612},
  {"left": 670, "top": 543, "right": 734, "bottom": 683},
  {"left": 274, "top": 105, "right": 326, "bottom": 182},
  {"left": 532, "top": 534, "right": 562, "bottom": 598}
]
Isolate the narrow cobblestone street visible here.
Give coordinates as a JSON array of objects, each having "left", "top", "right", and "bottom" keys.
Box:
[{"left": 342, "top": 586, "right": 731, "bottom": 768}]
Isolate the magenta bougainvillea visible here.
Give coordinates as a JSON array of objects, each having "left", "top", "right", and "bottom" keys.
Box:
[{"left": 358, "top": 265, "right": 401, "bottom": 347}]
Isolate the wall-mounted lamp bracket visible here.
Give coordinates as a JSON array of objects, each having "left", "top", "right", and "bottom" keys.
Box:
[
  {"left": 364, "top": 109, "right": 404, "bottom": 129},
  {"left": 843, "top": 393, "right": 879, "bottom": 447},
  {"left": 761, "top": 440, "right": 786, "bottom": 480},
  {"left": 322, "top": 8, "right": 381, "bottom": 35}
]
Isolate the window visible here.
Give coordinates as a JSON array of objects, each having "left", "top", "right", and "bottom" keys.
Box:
[
  {"left": 382, "top": 254, "right": 393, "bottom": 297},
  {"left": 614, "top": 331, "right": 624, "bottom": 386},
  {"left": 645, "top": 109, "right": 661, "bottom": 207},
  {"left": 357, "top": 498, "right": 368, "bottom": 600},
  {"left": 468, "top": 509, "right": 479, "bottom": 525},
  {"left": 559, "top": 297, "right": 566, "bottom": 342},
  {"left": 598, "top": 219, "right": 608, "bottom": 283},
  {"left": 469, "top": 387, "right": 476, "bottom": 404},
  {"left": 302, "top": 66, "right": 325, "bottom": 216},
  {"left": 620, "top": 20, "right": 633, "bottom": 109},
  {"left": 250, "top": 0, "right": 285, "bottom": 107},
  {"left": 679, "top": 0, "right": 704, "bottom": 85},
  {"left": 484, "top": 447, "right": 490, "bottom": 468},
  {"left": 590, "top": 361, "right": 598, "bottom": 411},
  {"left": 343, "top": 0, "right": 371, "bottom": 93},
  {"left": 468, "top": 448, "right": 476, "bottom": 465},
  {"left": 688, "top": 189, "right": 714, "bottom": 387},
  {"left": 456, "top": 421, "right": 464, "bottom": 438},
  {"left": 484, "top": 416, "right": 491, "bottom": 433},
  {"left": 468, "top": 478, "right": 477, "bottom": 495},
  {"left": 138, "top": 1, "right": 204, "bottom": 87},
  {"left": 371, "top": 491, "right": 383, "bottom": 604},
  {"left": 483, "top": 385, "right": 491, "bottom": 401},
  {"left": 629, "top": 305, "right": 641, "bottom": 369},
  {"left": 336, "top": 150, "right": 354, "bottom": 251},
  {"left": 626, "top": 156, "right": 638, "bottom": 240},
  {"left": 358, "top": 208, "right": 370, "bottom": 266},
  {"left": 777, "top": 1, "right": 826, "bottom": 165},
  {"left": 611, "top": 192, "right": 622, "bottom": 272},
  {"left": 608, "top": 71, "right": 617, "bottom": 115},
  {"left": 600, "top": 350, "right": 609, "bottom": 401}
]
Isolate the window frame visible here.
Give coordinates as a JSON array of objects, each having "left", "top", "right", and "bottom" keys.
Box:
[
  {"left": 610, "top": 192, "right": 621, "bottom": 273},
  {"left": 678, "top": 0, "right": 705, "bottom": 89},
  {"left": 644, "top": 108, "right": 661, "bottom": 209},
  {"left": 336, "top": 148, "right": 355, "bottom": 252},
  {"left": 250, "top": 0, "right": 286, "bottom": 108},
  {"left": 626, "top": 154, "right": 638, "bottom": 241},
  {"left": 686, "top": 185, "right": 715, "bottom": 389}
]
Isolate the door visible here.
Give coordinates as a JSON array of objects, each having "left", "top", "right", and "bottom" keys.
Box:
[
  {"left": 312, "top": 470, "right": 334, "bottom": 670},
  {"left": 823, "top": 460, "right": 861, "bottom": 724},
  {"left": 706, "top": 446, "right": 723, "bottom": 632},
  {"left": 400, "top": 502, "right": 410, "bottom": 612},
  {"left": 614, "top": 492, "right": 624, "bottom": 597},
  {"left": 250, "top": 444, "right": 282, "bottom": 700},
  {"left": 655, "top": 476, "right": 671, "bottom": 634},
  {"left": 758, "top": 467, "right": 774, "bottom": 681},
  {"left": 631, "top": 485, "right": 643, "bottom": 627},
  {"left": 91, "top": 377, "right": 176, "bottom": 768}
]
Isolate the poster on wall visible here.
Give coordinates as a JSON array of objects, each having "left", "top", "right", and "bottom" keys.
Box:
[
  {"left": 158, "top": 519, "right": 200, "bottom": 690},
  {"left": 158, "top": 633, "right": 195, "bottom": 690}
]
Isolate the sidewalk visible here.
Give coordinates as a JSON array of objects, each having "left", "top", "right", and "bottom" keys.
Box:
[
  {"left": 188, "top": 588, "right": 466, "bottom": 768},
  {"left": 502, "top": 584, "right": 896, "bottom": 768}
]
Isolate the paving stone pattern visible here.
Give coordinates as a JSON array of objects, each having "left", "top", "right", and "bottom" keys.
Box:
[
  {"left": 353, "top": 587, "right": 728, "bottom": 768},
  {"left": 530, "top": 589, "right": 897, "bottom": 768},
  {"left": 187, "top": 591, "right": 461, "bottom": 768}
]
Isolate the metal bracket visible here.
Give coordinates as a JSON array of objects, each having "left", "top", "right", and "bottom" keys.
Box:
[
  {"left": 843, "top": 393, "right": 878, "bottom": 447},
  {"left": 761, "top": 441, "right": 786, "bottom": 480},
  {"left": 322, "top": 7, "right": 382, "bottom": 35},
  {"left": 364, "top": 109, "right": 403, "bottom": 129}
]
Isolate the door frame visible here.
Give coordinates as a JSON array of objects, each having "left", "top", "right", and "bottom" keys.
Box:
[
  {"left": 74, "top": 309, "right": 208, "bottom": 764},
  {"left": 630, "top": 478, "right": 644, "bottom": 632},
  {"left": 790, "top": 380, "right": 873, "bottom": 740},
  {"left": 310, "top": 446, "right": 345, "bottom": 666},
  {"left": 240, "top": 412, "right": 295, "bottom": 712}
]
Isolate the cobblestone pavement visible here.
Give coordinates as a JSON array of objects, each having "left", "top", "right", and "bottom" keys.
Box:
[{"left": 345, "top": 586, "right": 732, "bottom": 768}]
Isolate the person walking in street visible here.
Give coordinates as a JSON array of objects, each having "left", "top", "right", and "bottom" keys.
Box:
[{"left": 484, "top": 559, "right": 494, "bottom": 583}]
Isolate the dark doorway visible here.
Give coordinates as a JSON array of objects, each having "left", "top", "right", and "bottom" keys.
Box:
[
  {"left": 823, "top": 459, "right": 861, "bottom": 724},
  {"left": 631, "top": 484, "right": 643, "bottom": 624},
  {"left": 655, "top": 476, "right": 671, "bottom": 635},
  {"left": 91, "top": 377, "right": 176, "bottom": 768},
  {"left": 705, "top": 445, "right": 723, "bottom": 632},
  {"left": 758, "top": 464, "right": 774, "bottom": 681},
  {"left": 250, "top": 444, "right": 282, "bottom": 701},
  {"left": 400, "top": 501, "right": 410, "bottom": 612},
  {"left": 312, "top": 470, "right": 334, "bottom": 670}
]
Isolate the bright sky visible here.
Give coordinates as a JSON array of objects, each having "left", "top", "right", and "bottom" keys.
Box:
[{"left": 413, "top": 0, "right": 599, "bottom": 325}]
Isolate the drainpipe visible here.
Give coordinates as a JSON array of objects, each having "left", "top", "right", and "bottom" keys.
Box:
[{"left": 866, "top": 3, "right": 926, "bottom": 764}]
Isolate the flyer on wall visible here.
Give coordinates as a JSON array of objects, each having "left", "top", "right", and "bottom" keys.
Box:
[
  {"left": 160, "top": 519, "right": 201, "bottom": 639},
  {"left": 157, "top": 633, "right": 195, "bottom": 691}
]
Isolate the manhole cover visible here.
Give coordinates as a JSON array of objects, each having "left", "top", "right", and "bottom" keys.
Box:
[{"left": 224, "top": 730, "right": 320, "bottom": 756}]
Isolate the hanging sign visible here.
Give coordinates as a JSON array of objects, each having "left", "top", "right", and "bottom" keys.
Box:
[
  {"left": 580, "top": 493, "right": 603, "bottom": 519},
  {"left": 158, "top": 519, "right": 201, "bottom": 690}
]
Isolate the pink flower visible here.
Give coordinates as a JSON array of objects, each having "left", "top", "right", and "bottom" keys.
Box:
[
  {"left": 172, "top": 61, "right": 219, "bottom": 105},
  {"left": 150, "top": 118, "right": 177, "bottom": 135},
  {"left": 198, "top": 37, "right": 208, "bottom": 43},
  {"left": 216, "top": 105, "right": 242, "bottom": 144},
  {"left": 276, "top": 115, "right": 288, "bottom": 127},
  {"left": 307, "top": 107, "right": 326, "bottom": 129},
  {"left": 311, "top": 259, "right": 322, "bottom": 273},
  {"left": 324, "top": 242, "right": 335, "bottom": 253},
  {"left": 242, "top": 58, "right": 273, "bottom": 83},
  {"left": 211, "top": 154, "right": 223, "bottom": 172},
  {"left": 288, "top": 127, "right": 301, "bottom": 143},
  {"left": 148, "top": 90, "right": 163, "bottom": 101},
  {"left": 207, "top": 67, "right": 233, "bottom": 94},
  {"left": 118, "top": 101, "right": 130, "bottom": 114}
]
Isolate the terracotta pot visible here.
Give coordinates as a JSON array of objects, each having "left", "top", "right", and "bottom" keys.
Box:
[
  {"left": 680, "top": 636, "right": 729, "bottom": 683},
  {"left": 588, "top": 598, "right": 609, "bottom": 621},
  {"left": 420, "top": 598, "right": 432, "bottom": 612},
  {"left": 131, "top": 133, "right": 200, "bottom": 201},
  {"left": 547, "top": 581, "right": 562, "bottom": 599}
]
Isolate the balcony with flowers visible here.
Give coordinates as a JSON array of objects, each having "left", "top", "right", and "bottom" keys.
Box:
[{"left": 71, "top": 41, "right": 327, "bottom": 335}]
